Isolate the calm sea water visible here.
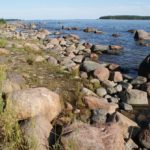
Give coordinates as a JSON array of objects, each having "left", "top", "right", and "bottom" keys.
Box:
[{"left": 35, "top": 19, "right": 150, "bottom": 76}]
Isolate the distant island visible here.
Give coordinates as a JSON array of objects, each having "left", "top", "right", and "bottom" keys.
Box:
[
  {"left": 100, "top": 15, "right": 150, "bottom": 20},
  {"left": 0, "top": 18, "right": 21, "bottom": 24}
]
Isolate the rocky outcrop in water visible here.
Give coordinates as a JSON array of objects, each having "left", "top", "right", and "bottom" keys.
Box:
[{"left": 134, "top": 30, "right": 150, "bottom": 41}]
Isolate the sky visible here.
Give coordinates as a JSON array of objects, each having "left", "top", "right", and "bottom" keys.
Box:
[{"left": 0, "top": 0, "right": 150, "bottom": 20}]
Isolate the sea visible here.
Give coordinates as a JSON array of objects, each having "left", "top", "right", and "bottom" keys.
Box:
[{"left": 34, "top": 19, "right": 150, "bottom": 76}]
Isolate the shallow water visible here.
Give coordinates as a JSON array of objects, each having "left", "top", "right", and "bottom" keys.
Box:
[{"left": 34, "top": 19, "right": 150, "bottom": 76}]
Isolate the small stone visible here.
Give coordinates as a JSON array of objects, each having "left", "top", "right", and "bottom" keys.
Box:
[
  {"left": 121, "top": 82, "right": 133, "bottom": 90},
  {"left": 96, "top": 87, "right": 107, "bottom": 97},
  {"left": 91, "top": 109, "right": 107, "bottom": 124},
  {"left": 35, "top": 55, "right": 45, "bottom": 62},
  {"left": 120, "top": 102, "right": 133, "bottom": 111},
  {"left": 81, "top": 88, "right": 97, "bottom": 96},
  {"left": 115, "top": 84, "right": 123, "bottom": 92},
  {"left": 65, "top": 102, "right": 73, "bottom": 111},
  {"left": 80, "top": 71, "right": 88, "bottom": 79}
]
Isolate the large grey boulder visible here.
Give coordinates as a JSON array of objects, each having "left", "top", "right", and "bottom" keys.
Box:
[
  {"left": 6, "top": 87, "right": 61, "bottom": 121},
  {"left": 134, "top": 30, "right": 150, "bottom": 41},
  {"left": 82, "top": 60, "right": 104, "bottom": 72}
]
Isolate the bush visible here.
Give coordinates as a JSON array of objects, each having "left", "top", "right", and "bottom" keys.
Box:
[{"left": 0, "top": 19, "right": 6, "bottom": 24}]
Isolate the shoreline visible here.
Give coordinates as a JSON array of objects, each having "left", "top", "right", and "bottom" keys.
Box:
[{"left": 0, "top": 21, "right": 149, "bottom": 149}]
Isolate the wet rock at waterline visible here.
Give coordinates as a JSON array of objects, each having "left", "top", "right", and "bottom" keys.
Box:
[{"left": 134, "top": 30, "right": 150, "bottom": 41}]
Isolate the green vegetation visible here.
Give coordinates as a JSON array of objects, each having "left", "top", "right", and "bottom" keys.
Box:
[
  {"left": 100, "top": 15, "right": 150, "bottom": 20},
  {"left": 0, "top": 65, "right": 36, "bottom": 150},
  {"left": 0, "top": 19, "right": 6, "bottom": 24},
  {"left": 0, "top": 39, "right": 7, "bottom": 48}
]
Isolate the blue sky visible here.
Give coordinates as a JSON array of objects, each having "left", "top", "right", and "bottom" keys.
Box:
[{"left": 0, "top": 0, "right": 150, "bottom": 19}]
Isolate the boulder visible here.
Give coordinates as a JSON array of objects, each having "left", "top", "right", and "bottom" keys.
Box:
[
  {"left": 83, "top": 96, "right": 118, "bottom": 114},
  {"left": 116, "top": 112, "right": 139, "bottom": 138},
  {"left": 128, "top": 29, "right": 136, "bottom": 33},
  {"left": 81, "top": 88, "right": 97, "bottom": 97},
  {"left": 21, "top": 116, "right": 52, "bottom": 150},
  {"left": 61, "top": 57, "right": 76, "bottom": 70},
  {"left": 138, "top": 54, "right": 150, "bottom": 79},
  {"left": 0, "top": 48, "right": 10, "bottom": 55},
  {"left": 131, "top": 76, "right": 147, "bottom": 85},
  {"left": 72, "top": 55, "right": 84, "bottom": 63},
  {"left": 47, "top": 56, "right": 58, "bottom": 65},
  {"left": 35, "top": 55, "right": 45, "bottom": 62},
  {"left": 110, "top": 71, "right": 123, "bottom": 82},
  {"left": 134, "top": 30, "right": 150, "bottom": 40},
  {"left": 82, "top": 61, "right": 104, "bottom": 72},
  {"left": 64, "top": 34, "right": 79, "bottom": 40},
  {"left": 96, "top": 87, "right": 107, "bottom": 97},
  {"left": 112, "top": 34, "right": 120, "bottom": 37},
  {"left": 49, "top": 38, "right": 59, "bottom": 45},
  {"left": 109, "top": 63, "right": 120, "bottom": 71},
  {"left": 2, "top": 72, "right": 26, "bottom": 94},
  {"left": 39, "top": 29, "right": 50, "bottom": 35},
  {"left": 94, "top": 67, "right": 110, "bottom": 81},
  {"left": 91, "top": 44, "right": 109, "bottom": 53},
  {"left": 61, "top": 122, "right": 125, "bottom": 150},
  {"left": 109, "top": 45, "right": 123, "bottom": 51},
  {"left": 83, "top": 27, "right": 96, "bottom": 33},
  {"left": 126, "top": 89, "right": 148, "bottom": 105},
  {"left": 24, "top": 43, "right": 40, "bottom": 52},
  {"left": 6, "top": 87, "right": 61, "bottom": 121}
]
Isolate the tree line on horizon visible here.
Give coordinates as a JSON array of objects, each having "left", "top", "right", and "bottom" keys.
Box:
[{"left": 100, "top": 15, "right": 150, "bottom": 20}]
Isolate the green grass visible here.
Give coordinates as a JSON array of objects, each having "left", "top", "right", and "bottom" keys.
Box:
[
  {"left": 0, "top": 65, "right": 36, "bottom": 150},
  {"left": 0, "top": 39, "right": 7, "bottom": 48}
]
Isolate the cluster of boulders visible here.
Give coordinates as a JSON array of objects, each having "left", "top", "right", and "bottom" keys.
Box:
[
  {"left": 62, "top": 26, "right": 103, "bottom": 34},
  {"left": 133, "top": 29, "right": 150, "bottom": 47},
  {"left": 0, "top": 22, "right": 150, "bottom": 150},
  {"left": 31, "top": 28, "right": 149, "bottom": 149}
]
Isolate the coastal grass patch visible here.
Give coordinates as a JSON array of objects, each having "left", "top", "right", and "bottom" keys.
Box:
[
  {"left": 0, "top": 38, "right": 7, "bottom": 48},
  {"left": 0, "top": 65, "right": 36, "bottom": 150}
]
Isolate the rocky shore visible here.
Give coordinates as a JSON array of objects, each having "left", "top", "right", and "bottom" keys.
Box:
[{"left": 0, "top": 22, "right": 149, "bottom": 150}]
